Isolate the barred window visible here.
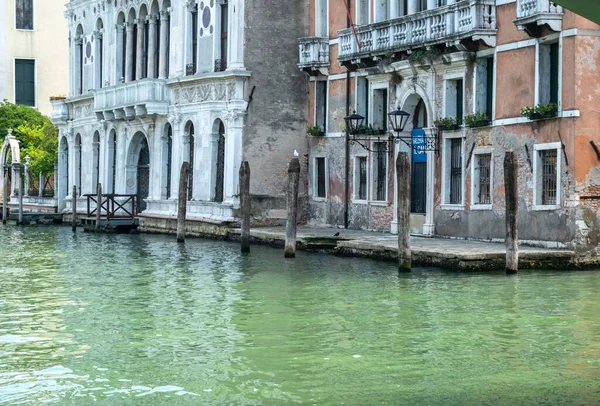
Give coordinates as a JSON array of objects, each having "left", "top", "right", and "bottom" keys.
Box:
[
  {"left": 373, "top": 142, "right": 387, "bottom": 201},
  {"left": 449, "top": 138, "right": 462, "bottom": 204},
  {"left": 477, "top": 154, "right": 491, "bottom": 205},
  {"left": 16, "top": 0, "right": 33, "bottom": 30},
  {"left": 541, "top": 149, "right": 557, "bottom": 205},
  {"left": 315, "top": 157, "right": 326, "bottom": 198},
  {"left": 357, "top": 156, "right": 367, "bottom": 200}
]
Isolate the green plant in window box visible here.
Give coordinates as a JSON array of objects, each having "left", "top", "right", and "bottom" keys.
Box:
[
  {"left": 306, "top": 125, "right": 325, "bottom": 137},
  {"left": 520, "top": 102, "right": 558, "bottom": 120},
  {"left": 356, "top": 124, "right": 387, "bottom": 135},
  {"left": 464, "top": 113, "right": 491, "bottom": 128},
  {"left": 434, "top": 117, "right": 462, "bottom": 131}
]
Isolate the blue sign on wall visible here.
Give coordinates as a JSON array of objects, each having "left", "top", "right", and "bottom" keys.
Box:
[{"left": 411, "top": 129, "right": 427, "bottom": 163}]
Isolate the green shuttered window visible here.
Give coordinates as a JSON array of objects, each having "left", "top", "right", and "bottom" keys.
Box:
[{"left": 15, "top": 59, "right": 35, "bottom": 107}]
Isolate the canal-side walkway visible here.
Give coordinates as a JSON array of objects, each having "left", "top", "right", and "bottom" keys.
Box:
[{"left": 228, "top": 226, "right": 583, "bottom": 271}]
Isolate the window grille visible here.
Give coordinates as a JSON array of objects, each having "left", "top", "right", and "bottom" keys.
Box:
[
  {"left": 316, "top": 157, "right": 326, "bottom": 198},
  {"left": 449, "top": 138, "right": 462, "bottom": 204},
  {"left": 477, "top": 154, "right": 491, "bottom": 204},
  {"left": 358, "top": 157, "right": 367, "bottom": 200},
  {"left": 541, "top": 149, "right": 557, "bottom": 205},
  {"left": 374, "top": 142, "right": 387, "bottom": 201}
]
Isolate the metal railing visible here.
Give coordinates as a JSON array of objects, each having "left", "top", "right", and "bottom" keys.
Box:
[{"left": 85, "top": 193, "right": 137, "bottom": 222}]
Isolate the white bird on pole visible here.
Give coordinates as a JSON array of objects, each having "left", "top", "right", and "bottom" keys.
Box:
[{"left": 293, "top": 149, "right": 299, "bottom": 157}]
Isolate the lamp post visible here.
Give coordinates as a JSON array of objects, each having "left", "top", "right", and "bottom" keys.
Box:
[{"left": 343, "top": 111, "right": 365, "bottom": 229}]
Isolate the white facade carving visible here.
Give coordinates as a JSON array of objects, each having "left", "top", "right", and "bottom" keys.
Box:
[{"left": 52, "top": 0, "right": 309, "bottom": 229}]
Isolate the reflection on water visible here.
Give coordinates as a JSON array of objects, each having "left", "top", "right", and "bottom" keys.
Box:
[{"left": 0, "top": 226, "right": 599, "bottom": 404}]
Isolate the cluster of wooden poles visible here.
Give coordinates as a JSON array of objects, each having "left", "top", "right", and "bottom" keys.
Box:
[{"left": 79, "top": 151, "right": 520, "bottom": 275}]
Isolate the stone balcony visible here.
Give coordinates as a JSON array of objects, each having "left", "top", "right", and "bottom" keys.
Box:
[
  {"left": 338, "top": 0, "right": 496, "bottom": 65},
  {"left": 94, "top": 78, "right": 168, "bottom": 121},
  {"left": 298, "top": 37, "right": 330, "bottom": 76},
  {"left": 514, "top": 0, "right": 563, "bottom": 37}
]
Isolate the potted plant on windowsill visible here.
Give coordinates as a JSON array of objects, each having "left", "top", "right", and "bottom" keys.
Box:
[
  {"left": 464, "top": 113, "right": 491, "bottom": 128},
  {"left": 434, "top": 117, "right": 461, "bottom": 131},
  {"left": 520, "top": 102, "right": 558, "bottom": 120},
  {"left": 356, "top": 124, "right": 387, "bottom": 136},
  {"left": 306, "top": 125, "right": 325, "bottom": 137}
]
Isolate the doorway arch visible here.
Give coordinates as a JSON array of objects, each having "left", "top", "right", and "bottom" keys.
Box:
[{"left": 125, "top": 131, "right": 150, "bottom": 213}]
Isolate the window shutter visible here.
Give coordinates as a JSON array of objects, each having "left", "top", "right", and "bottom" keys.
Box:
[{"left": 15, "top": 59, "right": 35, "bottom": 106}]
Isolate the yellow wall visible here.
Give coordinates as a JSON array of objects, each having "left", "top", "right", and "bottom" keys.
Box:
[{"left": 2, "top": 0, "right": 69, "bottom": 116}]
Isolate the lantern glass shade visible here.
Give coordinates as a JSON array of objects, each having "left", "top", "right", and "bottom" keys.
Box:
[
  {"left": 388, "top": 109, "right": 411, "bottom": 133},
  {"left": 344, "top": 112, "right": 365, "bottom": 134}
]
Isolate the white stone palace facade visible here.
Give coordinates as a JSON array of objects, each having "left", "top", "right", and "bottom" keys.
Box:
[{"left": 52, "top": 0, "right": 308, "bottom": 233}]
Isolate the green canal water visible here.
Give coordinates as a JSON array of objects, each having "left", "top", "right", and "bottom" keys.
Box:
[{"left": 0, "top": 226, "right": 599, "bottom": 405}]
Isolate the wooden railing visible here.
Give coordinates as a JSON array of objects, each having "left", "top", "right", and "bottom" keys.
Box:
[{"left": 85, "top": 194, "right": 136, "bottom": 222}]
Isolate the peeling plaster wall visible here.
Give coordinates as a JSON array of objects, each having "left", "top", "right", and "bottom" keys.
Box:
[{"left": 244, "top": 0, "right": 309, "bottom": 224}]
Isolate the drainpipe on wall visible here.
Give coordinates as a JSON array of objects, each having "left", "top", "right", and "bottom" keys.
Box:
[{"left": 343, "top": 2, "right": 351, "bottom": 229}]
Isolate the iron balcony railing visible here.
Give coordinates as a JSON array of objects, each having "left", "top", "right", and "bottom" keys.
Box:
[{"left": 338, "top": 0, "right": 496, "bottom": 62}]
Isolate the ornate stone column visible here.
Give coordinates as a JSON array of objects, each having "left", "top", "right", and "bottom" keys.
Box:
[
  {"left": 227, "top": 0, "right": 244, "bottom": 70},
  {"left": 125, "top": 22, "right": 135, "bottom": 82},
  {"left": 116, "top": 23, "right": 125, "bottom": 83},
  {"left": 148, "top": 15, "right": 158, "bottom": 78},
  {"left": 158, "top": 11, "right": 169, "bottom": 79},
  {"left": 135, "top": 19, "right": 145, "bottom": 80},
  {"left": 23, "top": 156, "right": 30, "bottom": 198},
  {"left": 407, "top": 0, "right": 418, "bottom": 15}
]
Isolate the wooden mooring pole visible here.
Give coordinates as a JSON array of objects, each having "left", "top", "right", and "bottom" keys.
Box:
[
  {"left": 504, "top": 151, "right": 519, "bottom": 274},
  {"left": 16, "top": 164, "right": 23, "bottom": 226},
  {"left": 239, "top": 161, "right": 251, "bottom": 253},
  {"left": 2, "top": 166, "right": 7, "bottom": 225},
  {"left": 284, "top": 158, "right": 300, "bottom": 258},
  {"left": 176, "top": 162, "right": 190, "bottom": 243},
  {"left": 72, "top": 185, "right": 77, "bottom": 232},
  {"left": 396, "top": 152, "right": 411, "bottom": 272},
  {"left": 95, "top": 183, "right": 102, "bottom": 232}
]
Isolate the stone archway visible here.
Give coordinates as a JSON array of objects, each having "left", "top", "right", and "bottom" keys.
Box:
[
  {"left": 0, "top": 130, "right": 21, "bottom": 199},
  {"left": 125, "top": 131, "right": 150, "bottom": 213}
]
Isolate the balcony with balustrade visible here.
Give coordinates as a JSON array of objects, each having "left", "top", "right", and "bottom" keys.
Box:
[
  {"left": 298, "top": 37, "right": 330, "bottom": 76},
  {"left": 93, "top": 79, "right": 168, "bottom": 121},
  {"left": 337, "top": 0, "right": 496, "bottom": 67},
  {"left": 514, "top": 0, "right": 563, "bottom": 37}
]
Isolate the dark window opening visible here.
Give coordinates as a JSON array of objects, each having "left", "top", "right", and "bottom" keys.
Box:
[
  {"left": 374, "top": 141, "right": 387, "bottom": 201},
  {"left": 358, "top": 157, "right": 367, "bottom": 200},
  {"left": 316, "top": 157, "right": 326, "bottom": 198},
  {"left": 16, "top": 0, "right": 33, "bottom": 30},
  {"left": 449, "top": 138, "right": 462, "bottom": 204}
]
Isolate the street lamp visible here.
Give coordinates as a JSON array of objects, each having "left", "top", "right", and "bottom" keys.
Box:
[
  {"left": 387, "top": 108, "right": 411, "bottom": 133},
  {"left": 344, "top": 111, "right": 365, "bottom": 135}
]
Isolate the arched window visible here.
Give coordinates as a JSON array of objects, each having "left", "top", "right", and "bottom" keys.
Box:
[
  {"left": 215, "top": 0, "right": 228, "bottom": 71},
  {"left": 214, "top": 121, "right": 225, "bottom": 203},
  {"left": 413, "top": 98, "right": 428, "bottom": 129}
]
